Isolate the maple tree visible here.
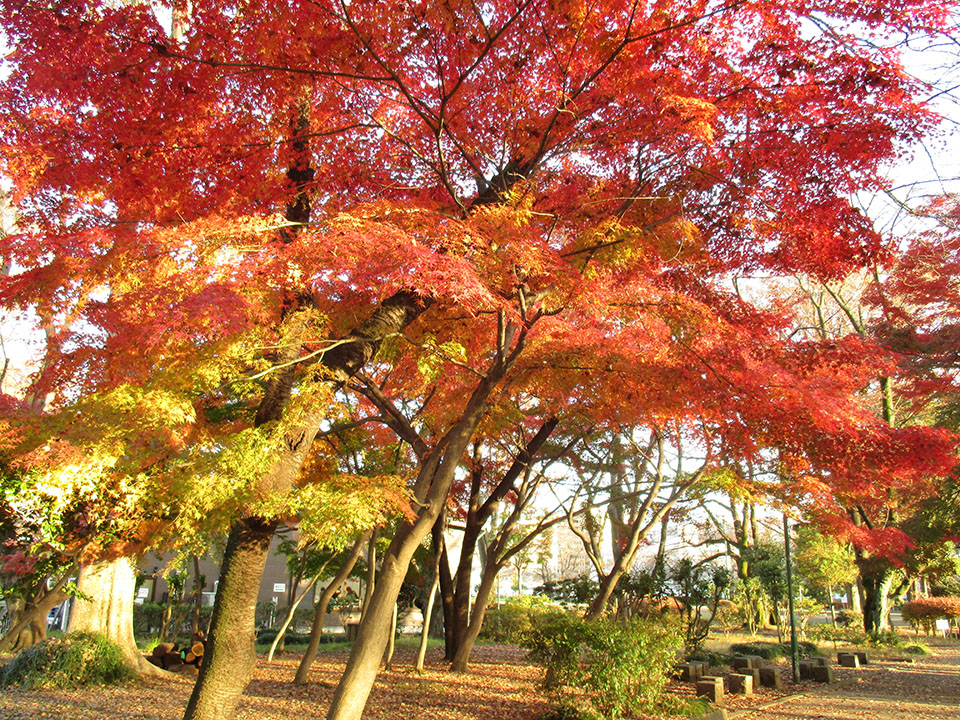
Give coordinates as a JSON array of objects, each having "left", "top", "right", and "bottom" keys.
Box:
[{"left": 2, "top": 1, "right": 959, "bottom": 719}]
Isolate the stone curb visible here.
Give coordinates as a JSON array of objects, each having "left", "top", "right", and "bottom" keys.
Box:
[{"left": 724, "top": 676, "right": 862, "bottom": 718}]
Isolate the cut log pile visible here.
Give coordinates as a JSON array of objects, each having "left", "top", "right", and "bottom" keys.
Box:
[{"left": 145, "top": 632, "right": 205, "bottom": 672}]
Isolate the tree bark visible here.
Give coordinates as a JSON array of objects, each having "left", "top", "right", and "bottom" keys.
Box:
[
  {"left": 860, "top": 566, "right": 896, "bottom": 633},
  {"left": 183, "top": 517, "right": 278, "bottom": 720},
  {"left": 67, "top": 556, "right": 169, "bottom": 677},
  {"left": 326, "top": 356, "right": 510, "bottom": 720},
  {"left": 433, "top": 517, "right": 456, "bottom": 660},
  {"left": 192, "top": 556, "right": 203, "bottom": 637},
  {"left": 383, "top": 602, "right": 398, "bottom": 670},
  {"left": 415, "top": 551, "right": 441, "bottom": 673},
  {"left": 449, "top": 559, "right": 500, "bottom": 672},
  {"left": 294, "top": 531, "right": 370, "bottom": 684},
  {"left": 0, "top": 581, "right": 68, "bottom": 654}
]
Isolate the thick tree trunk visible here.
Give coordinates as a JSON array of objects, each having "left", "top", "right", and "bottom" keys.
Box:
[
  {"left": 68, "top": 556, "right": 168, "bottom": 677},
  {"left": 183, "top": 517, "right": 278, "bottom": 720},
  {"left": 861, "top": 568, "right": 895, "bottom": 633},
  {"left": 294, "top": 531, "right": 370, "bottom": 684},
  {"left": 450, "top": 523, "right": 480, "bottom": 657}
]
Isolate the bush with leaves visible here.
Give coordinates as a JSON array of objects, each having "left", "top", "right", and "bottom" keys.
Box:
[
  {"left": 670, "top": 558, "right": 730, "bottom": 651},
  {"left": 807, "top": 624, "right": 866, "bottom": 649},
  {"left": 901, "top": 596, "right": 960, "bottom": 634},
  {"left": 0, "top": 631, "right": 132, "bottom": 689},
  {"left": 479, "top": 595, "right": 554, "bottom": 644},
  {"left": 836, "top": 609, "right": 863, "bottom": 628},
  {"left": 728, "top": 640, "right": 817, "bottom": 659},
  {"left": 524, "top": 610, "right": 682, "bottom": 720}
]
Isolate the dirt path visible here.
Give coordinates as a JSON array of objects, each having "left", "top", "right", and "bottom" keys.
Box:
[{"left": 733, "top": 640, "right": 960, "bottom": 720}]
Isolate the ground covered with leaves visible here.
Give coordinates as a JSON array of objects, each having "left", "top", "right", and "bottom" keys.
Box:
[{"left": 1, "top": 639, "right": 958, "bottom": 719}]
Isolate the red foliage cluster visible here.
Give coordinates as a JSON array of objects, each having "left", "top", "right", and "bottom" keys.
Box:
[{"left": 901, "top": 596, "right": 960, "bottom": 626}]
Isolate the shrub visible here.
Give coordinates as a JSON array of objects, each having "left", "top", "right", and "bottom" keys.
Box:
[
  {"left": 255, "top": 629, "right": 315, "bottom": 645},
  {"left": 808, "top": 624, "right": 866, "bottom": 648},
  {"left": 480, "top": 596, "right": 554, "bottom": 644},
  {"left": 0, "top": 632, "right": 133, "bottom": 689},
  {"left": 685, "top": 648, "right": 729, "bottom": 667},
  {"left": 904, "top": 644, "right": 931, "bottom": 655},
  {"left": 901, "top": 597, "right": 960, "bottom": 634},
  {"left": 728, "top": 641, "right": 786, "bottom": 659},
  {"left": 835, "top": 610, "right": 863, "bottom": 629},
  {"left": 867, "top": 629, "right": 903, "bottom": 648},
  {"left": 524, "top": 611, "right": 682, "bottom": 720}
]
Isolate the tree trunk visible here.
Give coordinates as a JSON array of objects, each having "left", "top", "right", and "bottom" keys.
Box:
[
  {"left": 450, "top": 522, "right": 480, "bottom": 657},
  {"left": 192, "top": 556, "right": 203, "bottom": 637},
  {"left": 326, "top": 525, "right": 425, "bottom": 720},
  {"left": 268, "top": 571, "right": 322, "bottom": 661},
  {"left": 828, "top": 583, "right": 837, "bottom": 627},
  {"left": 584, "top": 565, "right": 625, "bottom": 621},
  {"left": 415, "top": 565, "right": 440, "bottom": 673},
  {"left": 183, "top": 517, "right": 278, "bottom": 720},
  {"left": 360, "top": 530, "right": 377, "bottom": 621},
  {"left": 294, "top": 531, "right": 370, "bottom": 685},
  {"left": 0, "top": 582, "right": 68, "bottom": 654},
  {"left": 383, "top": 602, "right": 398, "bottom": 670},
  {"left": 861, "top": 569, "right": 895, "bottom": 633},
  {"left": 434, "top": 519, "right": 456, "bottom": 660},
  {"left": 449, "top": 560, "right": 500, "bottom": 672},
  {"left": 68, "top": 556, "right": 168, "bottom": 677}
]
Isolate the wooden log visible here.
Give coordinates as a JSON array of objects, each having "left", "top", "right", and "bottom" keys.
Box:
[
  {"left": 162, "top": 652, "right": 183, "bottom": 670},
  {"left": 185, "top": 652, "right": 196, "bottom": 664},
  {"left": 191, "top": 641, "right": 204, "bottom": 657},
  {"left": 151, "top": 642, "right": 175, "bottom": 658}
]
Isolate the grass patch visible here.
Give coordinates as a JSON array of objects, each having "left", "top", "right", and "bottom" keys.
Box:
[
  {"left": 904, "top": 644, "right": 931, "bottom": 655},
  {"left": 0, "top": 632, "right": 133, "bottom": 690}
]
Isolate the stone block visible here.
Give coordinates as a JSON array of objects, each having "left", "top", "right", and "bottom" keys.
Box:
[
  {"left": 799, "top": 659, "right": 816, "bottom": 680},
  {"left": 855, "top": 652, "right": 868, "bottom": 665},
  {"left": 758, "top": 666, "right": 782, "bottom": 689},
  {"left": 690, "top": 660, "right": 710, "bottom": 678},
  {"left": 677, "top": 663, "right": 701, "bottom": 682},
  {"left": 837, "top": 653, "right": 861, "bottom": 668},
  {"left": 728, "top": 673, "right": 754, "bottom": 696},
  {"left": 732, "top": 654, "right": 763, "bottom": 671},
  {"left": 812, "top": 665, "right": 834, "bottom": 683},
  {"left": 744, "top": 667, "right": 760, "bottom": 688},
  {"left": 811, "top": 656, "right": 828, "bottom": 667},
  {"left": 696, "top": 676, "right": 725, "bottom": 703}
]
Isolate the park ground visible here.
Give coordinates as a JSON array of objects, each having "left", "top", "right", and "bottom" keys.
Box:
[{"left": 0, "top": 636, "right": 958, "bottom": 719}]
